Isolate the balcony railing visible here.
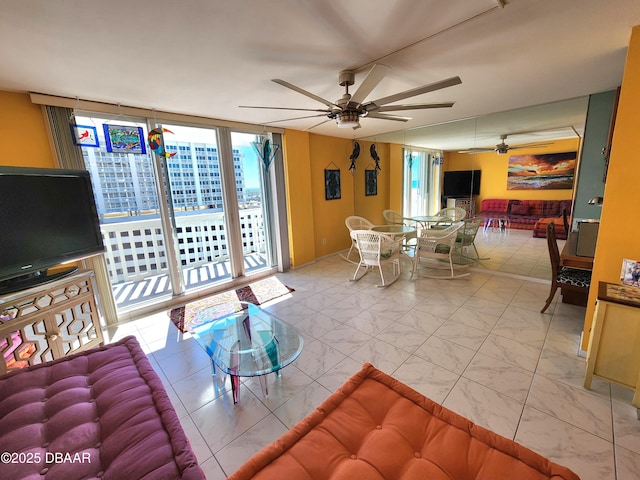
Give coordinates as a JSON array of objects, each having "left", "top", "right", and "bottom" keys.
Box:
[{"left": 99, "top": 208, "right": 269, "bottom": 309}]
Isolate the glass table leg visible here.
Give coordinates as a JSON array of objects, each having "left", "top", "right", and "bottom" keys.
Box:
[
  {"left": 257, "top": 374, "right": 269, "bottom": 397},
  {"left": 211, "top": 361, "right": 227, "bottom": 398},
  {"left": 231, "top": 374, "right": 241, "bottom": 403}
]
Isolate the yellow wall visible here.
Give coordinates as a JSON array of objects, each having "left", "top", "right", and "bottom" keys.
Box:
[
  {"left": 281, "top": 129, "right": 316, "bottom": 266},
  {"left": 0, "top": 91, "right": 55, "bottom": 167},
  {"left": 353, "top": 141, "right": 392, "bottom": 226},
  {"left": 444, "top": 138, "right": 579, "bottom": 205},
  {"left": 282, "top": 132, "right": 397, "bottom": 265},
  {"left": 308, "top": 133, "right": 356, "bottom": 258},
  {"left": 582, "top": 25, "right": 640, "bottom": 349}
]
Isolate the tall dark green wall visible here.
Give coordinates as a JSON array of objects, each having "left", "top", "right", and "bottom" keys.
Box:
[{"left": 572, "top": 89, "right": 618, "bottom": 225}]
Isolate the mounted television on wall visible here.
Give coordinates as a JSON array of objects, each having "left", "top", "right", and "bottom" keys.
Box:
[
  {"left": 0, "top": 166, "right": 105, "bottom": 294},
  {"left": 443, "top": 169, "right": 481, "bottom": 198}
]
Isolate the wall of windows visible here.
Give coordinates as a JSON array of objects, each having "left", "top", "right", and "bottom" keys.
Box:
[{"left": 75, "top": 113, "right": 285, "bottom": 313}]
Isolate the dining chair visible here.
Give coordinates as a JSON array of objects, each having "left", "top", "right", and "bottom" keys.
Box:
[
  {"left": 541, "top": 222, "right": 592, "bottom": 313},
  {"left": 437, "top": 207, "right": 467, "bottom": 221},
  {"left": 342, "top": 216, "right": 375, "bottom": 264},
  {"left": 382, "top": 209, "right": 418, "bottom": 252},
  {"left": 350, "top": 229, "right": 402, "bottom": 287},
  {"left": 453, "top": 217, "right": 485, "bottom": 262},
  {"left": 383, "top": 209, "right": 405, "bottom": 225},
  {"left": 562, "top": 208, "right": 571, "bottom": 234},
  {"left": 411, "top": 221, "right": 469, "bottom": 279},
  {"left": 432, "top": 207, "right": 467, "bottom": 229}
]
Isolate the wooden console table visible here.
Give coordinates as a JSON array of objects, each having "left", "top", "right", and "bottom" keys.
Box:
[
  {"left": 585, "top": 282, "right": 640, "bottom": 407},
  {"left": 561, "top": 232, "right": 594, "bottom": 270},
  {"left": 0, "top": 270, "right": 104, "bottom": 375},
  {"left": 559, "top": 231, "right": 593, "bottom": 305}
]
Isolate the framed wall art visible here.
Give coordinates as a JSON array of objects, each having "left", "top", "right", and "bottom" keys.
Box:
[
  {"left": 70, "top": 124, "right": 99, "bottom": 147},
  {"left": 620, "top": 258, "right": 640, "bottom": 287},
  {"left": 103, "top": 124, "right": 146, "bottom": 154},
  {"left": 507, "top": 151, "right": 577, "bottom": 190},
  {"left": 365, "top": 169, "right": 377, "bottom": 196},
  {"left": 324, "top": 168, "right": 341, "bottom": 200}
]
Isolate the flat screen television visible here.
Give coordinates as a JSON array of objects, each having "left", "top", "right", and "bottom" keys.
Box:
[
  {"left": 0, "top": 166, "right": 105, "bottom": 294},
  {"left": 443, "top": 169, "right": 481, "bottom": 198}
]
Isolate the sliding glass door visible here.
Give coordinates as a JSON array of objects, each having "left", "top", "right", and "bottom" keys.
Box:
[
  {"left": 231, "top": 131, "right": 276, "bottom": 270},
  {"left": 75, "top": 114, "right": 279, "bottom": 313},
  {"left": 403, "top": 148, "right": 443, "bottom": 217}
]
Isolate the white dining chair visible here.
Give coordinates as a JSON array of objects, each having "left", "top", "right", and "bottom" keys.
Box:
[
  {"left": 350, "top": 229, "right": 402, "bottom": 287},
  {"left": 411, "top": 222, "right": 470, "bottom": 279},
  {"left": 341, "top": 215, "right": 375, "bottom": 264}
]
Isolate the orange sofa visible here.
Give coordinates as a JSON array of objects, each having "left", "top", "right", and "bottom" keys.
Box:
[{"left": 229, "top": 363, "right": 579, "bottom": 480}]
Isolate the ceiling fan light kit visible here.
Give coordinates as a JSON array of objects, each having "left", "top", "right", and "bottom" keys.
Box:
[
  {"left": 337, "top": 110, "right": 360, "bottom": 128},
  {"left": 241, "top": 64, "right": 461, "bottom": 130}
]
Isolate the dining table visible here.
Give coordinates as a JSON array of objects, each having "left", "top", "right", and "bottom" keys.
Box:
[
  {"left": 409, "top": 215, "right": 452, "bottom": 230},
  {"left": 371, "top": 224, "right": 417, "bottom": 254},
  {"left": 371, "top": 224, "right": 416, "bottom": 238}
]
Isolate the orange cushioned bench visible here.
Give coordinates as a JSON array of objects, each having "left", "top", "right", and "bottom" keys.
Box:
[{"left": 229, "top": 363, "right": 578, "bottom": 480}]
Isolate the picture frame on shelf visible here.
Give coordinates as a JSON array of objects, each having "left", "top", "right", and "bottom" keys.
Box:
[{"left": 620, "top": 258, "right": 640, "bottom": 287}]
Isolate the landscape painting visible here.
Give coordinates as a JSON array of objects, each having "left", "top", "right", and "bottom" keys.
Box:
[{"left": 507, "top": 151, "right": 577, "bottom": 190}]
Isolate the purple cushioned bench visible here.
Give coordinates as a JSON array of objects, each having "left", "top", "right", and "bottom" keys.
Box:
[{"left": 0, "top": 335, "right": 205, "bottom": 480}]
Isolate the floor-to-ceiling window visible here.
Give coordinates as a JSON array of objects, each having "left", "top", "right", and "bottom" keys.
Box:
[{"left": 74, "top": 114, "right": 280, "bottom": 313}]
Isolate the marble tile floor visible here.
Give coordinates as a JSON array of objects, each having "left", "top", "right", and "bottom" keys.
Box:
[
  {"left": 106, "top": 251, "right": 640, "bottom": 480},
  {"left": 471, "top": 226, "right": 558, "bottom": 280}
]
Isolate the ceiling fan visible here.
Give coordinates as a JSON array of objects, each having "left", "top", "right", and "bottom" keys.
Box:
[
  {"left": 239, "top": 64, "right": 461, "bottom": 129},
  {"left": 459, "top": 134, "right": 552, "bottom": 155}
]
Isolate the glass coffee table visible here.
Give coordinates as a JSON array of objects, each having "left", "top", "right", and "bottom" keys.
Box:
[{"left": 191, "top": 301, "right": 303, "bottom": 403}]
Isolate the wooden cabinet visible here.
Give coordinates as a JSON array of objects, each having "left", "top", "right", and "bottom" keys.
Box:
[
  {"left": 585, "top": 282, "right": 640, "bottom": 406},
  {"left": 446, "top": 197, "right": 476, "bottom": 218},
  {"left": 0, "top": 270, "right": 104, "bottom": 375}
]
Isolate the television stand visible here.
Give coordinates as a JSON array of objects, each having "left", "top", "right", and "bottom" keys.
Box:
[
  {"left": 0, "top": 269, "right": 104, "bottom": 374},
  {"left": 0, "top": 267, "right": 79, "bottom": 295},
  {"left": 445, "top": 197, "right": 476, "bottom": 218}
]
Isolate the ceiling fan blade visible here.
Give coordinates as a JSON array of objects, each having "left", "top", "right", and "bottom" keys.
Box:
[
  {"left": 307, "top": 118, "right": 334, "bottom": 130},
  {"left": 458, "top": 148, "right": 495, "bottom": 154},
  {"left": 272, "top": 79, "right": 338, "bottom": 108},
  {"left": 262, "top": 113, "right": 329, "bottom": 125},
  {"left": 367, "top": 76, "right": 462, "bottom": 107},
  {"left": 350, "top": 64, "right": 389, "bottom": 106},
  {"left": 374, "top": 102, "right": 455, "bottom": 112},
  {"left": 239, "top": 105, "right": 330, "bottom": 113},
  {"left": 366, "top": 113, "right": 411, "bottom": 122},
  {"left": 509, "top": 142, "right": 554, "bottom": 149}
]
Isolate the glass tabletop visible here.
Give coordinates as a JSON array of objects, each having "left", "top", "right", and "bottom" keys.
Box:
[
  {"left": 410, "top": 215, "right": 451, "bottom": 223},
  {"left": 191, "top": 301, "right": 303, "bottom": 377},
  {"left": 371, "top": 225, "right": 416, "bottom": 234}
]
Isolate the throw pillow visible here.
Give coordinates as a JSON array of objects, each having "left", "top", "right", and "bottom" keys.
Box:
[{"left": 511, "top": 204, "right": 530, "bottom": 215}]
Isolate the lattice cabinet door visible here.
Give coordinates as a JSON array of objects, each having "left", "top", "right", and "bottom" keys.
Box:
[
  {"left": 0, "top": 270, "right": 104, "bottom": 375},
  {"left": 54, "top": 296, "right": 102, "bottom": 357},
  {"left": 0, "top": 313, "right": 55, "bottom": 375},
  {"left": 445, "top": 197, "right": 477, "bottom": 218}
]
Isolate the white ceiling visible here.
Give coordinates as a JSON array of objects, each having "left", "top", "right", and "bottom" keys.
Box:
[{"left": 1, "top": 0, "right": 639, "bottom": 151}]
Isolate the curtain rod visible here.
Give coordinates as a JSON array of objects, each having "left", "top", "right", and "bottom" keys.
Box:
[{"left": 29, "top": 92, "right": 285, "bottom": 134}]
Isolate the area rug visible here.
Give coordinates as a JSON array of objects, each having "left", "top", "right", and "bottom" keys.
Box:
[{"left": 169, "top": 276, "right": 294, "bottom": 332}]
